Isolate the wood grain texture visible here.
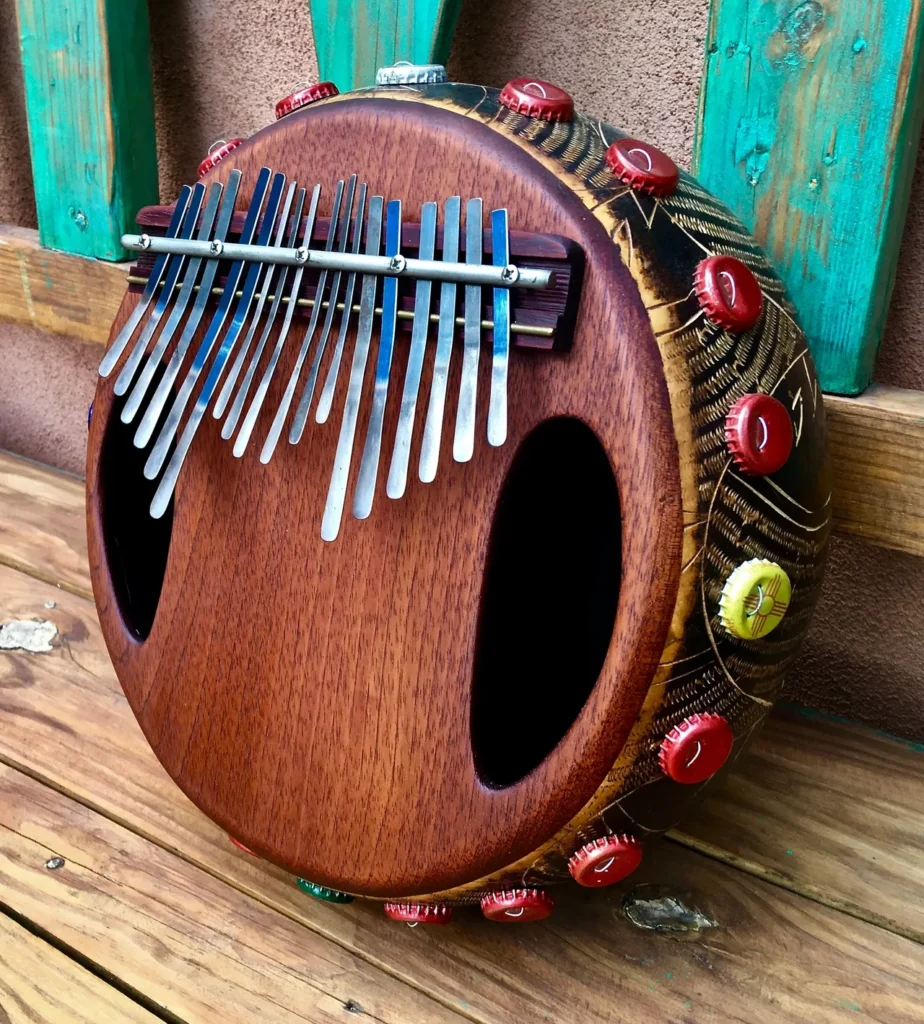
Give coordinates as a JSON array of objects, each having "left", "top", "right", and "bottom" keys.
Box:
[
  {"left": 0, "top": 225, "right": 129, "bottom": 343},
  {"left": 0, "top": 451, "right": 90, "bottom": 599},
  {"left": 0, "top": 912, "right": 159, "bottom": 1024},
  {"left": 677, "top": 704, "right": 924, "bottom": 942},
  {"left": 694, "top": 0, "right": 924, "bottom": 395},
  {"left": 0, "top": 769, "right": 468, "bottom": 1024},
  {"left": 15, "top": 0, "right": 159, "bottom": 260},
  {"left": 308, "top": 0, "right": 462, "bottom": 91},
  {"left": 825, "top": 384, "right": 924, "bottom": 556},
  {"left": 1, "top": 563, "right": 924, "bottom": 1023},
  {"left": 87, "top": 97, "right": 684, "bottom": 898}
]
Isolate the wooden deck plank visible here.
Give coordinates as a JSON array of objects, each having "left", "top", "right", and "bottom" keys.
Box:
[
  {"left": 0, "top": 766, "right": 468, "bottom": 1024},
  {"left": 1, "top": 566, "right": 923, "bottom": 1023},
  {"left": 3, "top": 747, "right": 924, "bottom": 1024},
  {"left": 0, "top": 911, "right": 159, "bottom": 1024},
  {"left": 0, "top": 451, "right": 90, "bottom": 600}
]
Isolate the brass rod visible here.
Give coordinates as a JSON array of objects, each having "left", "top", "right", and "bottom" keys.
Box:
[{"left": 125, "top": 275, "right": 555, "bottom": 338}]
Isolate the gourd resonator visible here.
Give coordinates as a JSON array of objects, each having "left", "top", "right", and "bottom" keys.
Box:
[{"left": 87, "top": 65, "right": 830, "bottom": 925}]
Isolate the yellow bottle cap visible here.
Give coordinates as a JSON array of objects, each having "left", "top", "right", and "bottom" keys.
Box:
[{"left": 719, "top": 559, "right": 791, "bottom": 640}]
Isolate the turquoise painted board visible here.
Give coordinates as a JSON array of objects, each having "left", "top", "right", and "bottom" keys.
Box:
[
  {"left": 694, "top": 1, "right": 924, "bottom": 395},
  {"left": 309, "top": 0, "right": 462, "bottom": 92},
  {"left": 16, "top": 0, "right": 159, "bottom": 261}
]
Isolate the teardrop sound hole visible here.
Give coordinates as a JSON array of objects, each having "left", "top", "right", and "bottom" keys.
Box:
[
  {"left": 471, "top": 418, "right": 622, "bottom": 788},
  {"left": 98, "top": 368, "right": 174, "bottom": 640}
]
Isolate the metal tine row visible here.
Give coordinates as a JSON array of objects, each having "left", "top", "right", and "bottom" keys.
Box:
[
  {"left": 319, "top": 194, "right": 510, "bottom": 540},
  {"left": 119, "top": 180, "right": 224, "bottom": 420},
  {"left": 146, "top": 166, "right": 275, "bottom": 513},
  {"left": 113, "top": 182, "right": 206, "bottom": 395},
  {"left": 259, "top": 179, "right": 346, "bottom": 463},
  {"left": 291, "top": 174, "right": 359, "bottom": 442},
  {"left": 128, "top": 172, "right": 243, "bottom": 441},
  {"left": 98, "top": 184, "right": 193, "bottom": 378},
  {"left": 231, "top": 184, "right": 321, "bottom": 455},
  {"left": 96, "top": 167, "right": 511, "bottom": 534}
]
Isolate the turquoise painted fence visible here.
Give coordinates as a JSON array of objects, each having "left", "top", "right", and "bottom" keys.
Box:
[
  {"left": 16, "top": 0, "right": 159, "bottom": 261},
  {"left": 694, "top": 0, "right": 924, "bottom": 394},
  {"left": 308, "top": 0, "right": 463, "bottom": 92}
]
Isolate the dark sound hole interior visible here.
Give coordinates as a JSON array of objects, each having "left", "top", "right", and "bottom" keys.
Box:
[
  {"left": 98, "top": 374, "right": 174, "bottom": 640},
  {"left": 471, "top": 417, "right": 622, "bottom": 788}
]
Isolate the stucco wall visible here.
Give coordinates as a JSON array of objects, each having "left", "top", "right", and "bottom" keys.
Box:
[{"left": 0, "top": 0, "right": 921, "bottom": 738}]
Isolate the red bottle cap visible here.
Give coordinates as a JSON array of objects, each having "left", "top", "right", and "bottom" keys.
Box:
[
  {"left": 659, "top": 713, "right": 734, "bottom": 785},
  {"left": 605, "top": 138, "right": 679, "bottom": 197},
  {"left": 198, "top": 138, "right": 244, "bottom": 178},
  {"left": 694, "top": 255, "right": 764, "bottom": 332},
  {"left": 384, "top": 902, "right": 453, "bottom": 925},
  {"left": 499, "top": 78, "right": 574, "bottom": 121},
  {"left": 568, "top": 835, "right": 642, "bottom": 887},
  {"left": 275, "top": 81, "right": 340, "bottom": 120},
  {"left": 725, "top": 394, "right": 793, "bottom": 475},
  {"left": 480, "top": 889, "right": 554, "bottom": 923},
  {"left": 228, "top": 835, "right": 257, "bottom": 857}
]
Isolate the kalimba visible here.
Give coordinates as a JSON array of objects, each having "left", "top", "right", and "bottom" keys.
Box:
[{"left": 87, "top": 65, "right": 830, "bottom": 924}]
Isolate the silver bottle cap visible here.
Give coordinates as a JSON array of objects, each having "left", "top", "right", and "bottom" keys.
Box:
[{"left": 375, "top": 62, "right": 448, "bottom": 85}]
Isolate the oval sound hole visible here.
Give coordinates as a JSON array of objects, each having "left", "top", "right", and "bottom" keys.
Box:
[
  {"left": 98, "top": 375, "right": 174, "bottom": 641},
  {"left": 471, "top": 418, "right": 622, "bottom": 788}
]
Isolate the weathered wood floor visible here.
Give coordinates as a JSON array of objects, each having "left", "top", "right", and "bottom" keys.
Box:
[{"left": 1, "top": 449, "right": 922, "bottom": 1023}]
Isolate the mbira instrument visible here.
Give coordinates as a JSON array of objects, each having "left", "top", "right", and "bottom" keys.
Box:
[{"left": 87, "top": 65, "right": 830, "bottom": 924}]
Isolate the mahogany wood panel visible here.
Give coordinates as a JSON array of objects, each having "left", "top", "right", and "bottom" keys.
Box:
[{"left": 86, "top": 98, "right": 682, "bottom": 897}]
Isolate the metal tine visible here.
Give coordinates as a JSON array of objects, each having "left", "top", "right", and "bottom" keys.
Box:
[
  {"left": 290, "top": 173, "right": 358, "bottom": 442},
  {"left": 143, "top": 166, "right": 272, "bottom": 486},
  {"left": 386, "top": 201, "right": 437, "bottom": 499},
  {"left": 353, "top": 199, "right": 402, "bottom": 520},
  {"left": 99, "top": 185, "right": 192, "bottom": 378},
  {"left": 233, "top": 184, "right": 320, "bottom": 457},
  {"left": 418, "top": 196, "right": 460, "bottom": 483},
  {"left": 222, "top": 186, "right": 307, "bottom": 440},
  {"left": 114, "top": 183, "right": 206, "bottom": 396},
  {"left": 149, "top": 171, "right": 288, "bottom": 517},
  {"left": 213, "top": 181, "right": 297, "bottom": 419},
  {"left": 488, "top": 208, "right": 510, "bottom": 447},
  {"left": 260, "top": 180, "right": 344, "bottom": 464},
  {"left": 132, "top": 171, "right": 242, "bottom": 444},
  {"left": 453, "top": 198, "right": 483, "bottom": 463},
  {"left": 121, "top": 181, "right": 224, "bottom": 424},
  {"left": 316, "top": 183, "right": 367, "bottom": 425},
  {"left": 320, "top": 195, "right": 384, "bottom": 541}
]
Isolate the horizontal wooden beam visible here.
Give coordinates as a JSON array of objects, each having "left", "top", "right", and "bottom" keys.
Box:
[
  {"left": 827, "top": 384, "right": 924, "bottom": 557},
  {"left": 0, "top": 225, "right": 921, "bottom": 557},
  {"left": 0, "top": 223, "right": 127, "bottom": 344}
]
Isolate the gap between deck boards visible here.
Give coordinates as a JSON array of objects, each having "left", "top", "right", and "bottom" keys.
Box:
[{"left": 0, "top": 901, "right": 184, "bottom": 1024}]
